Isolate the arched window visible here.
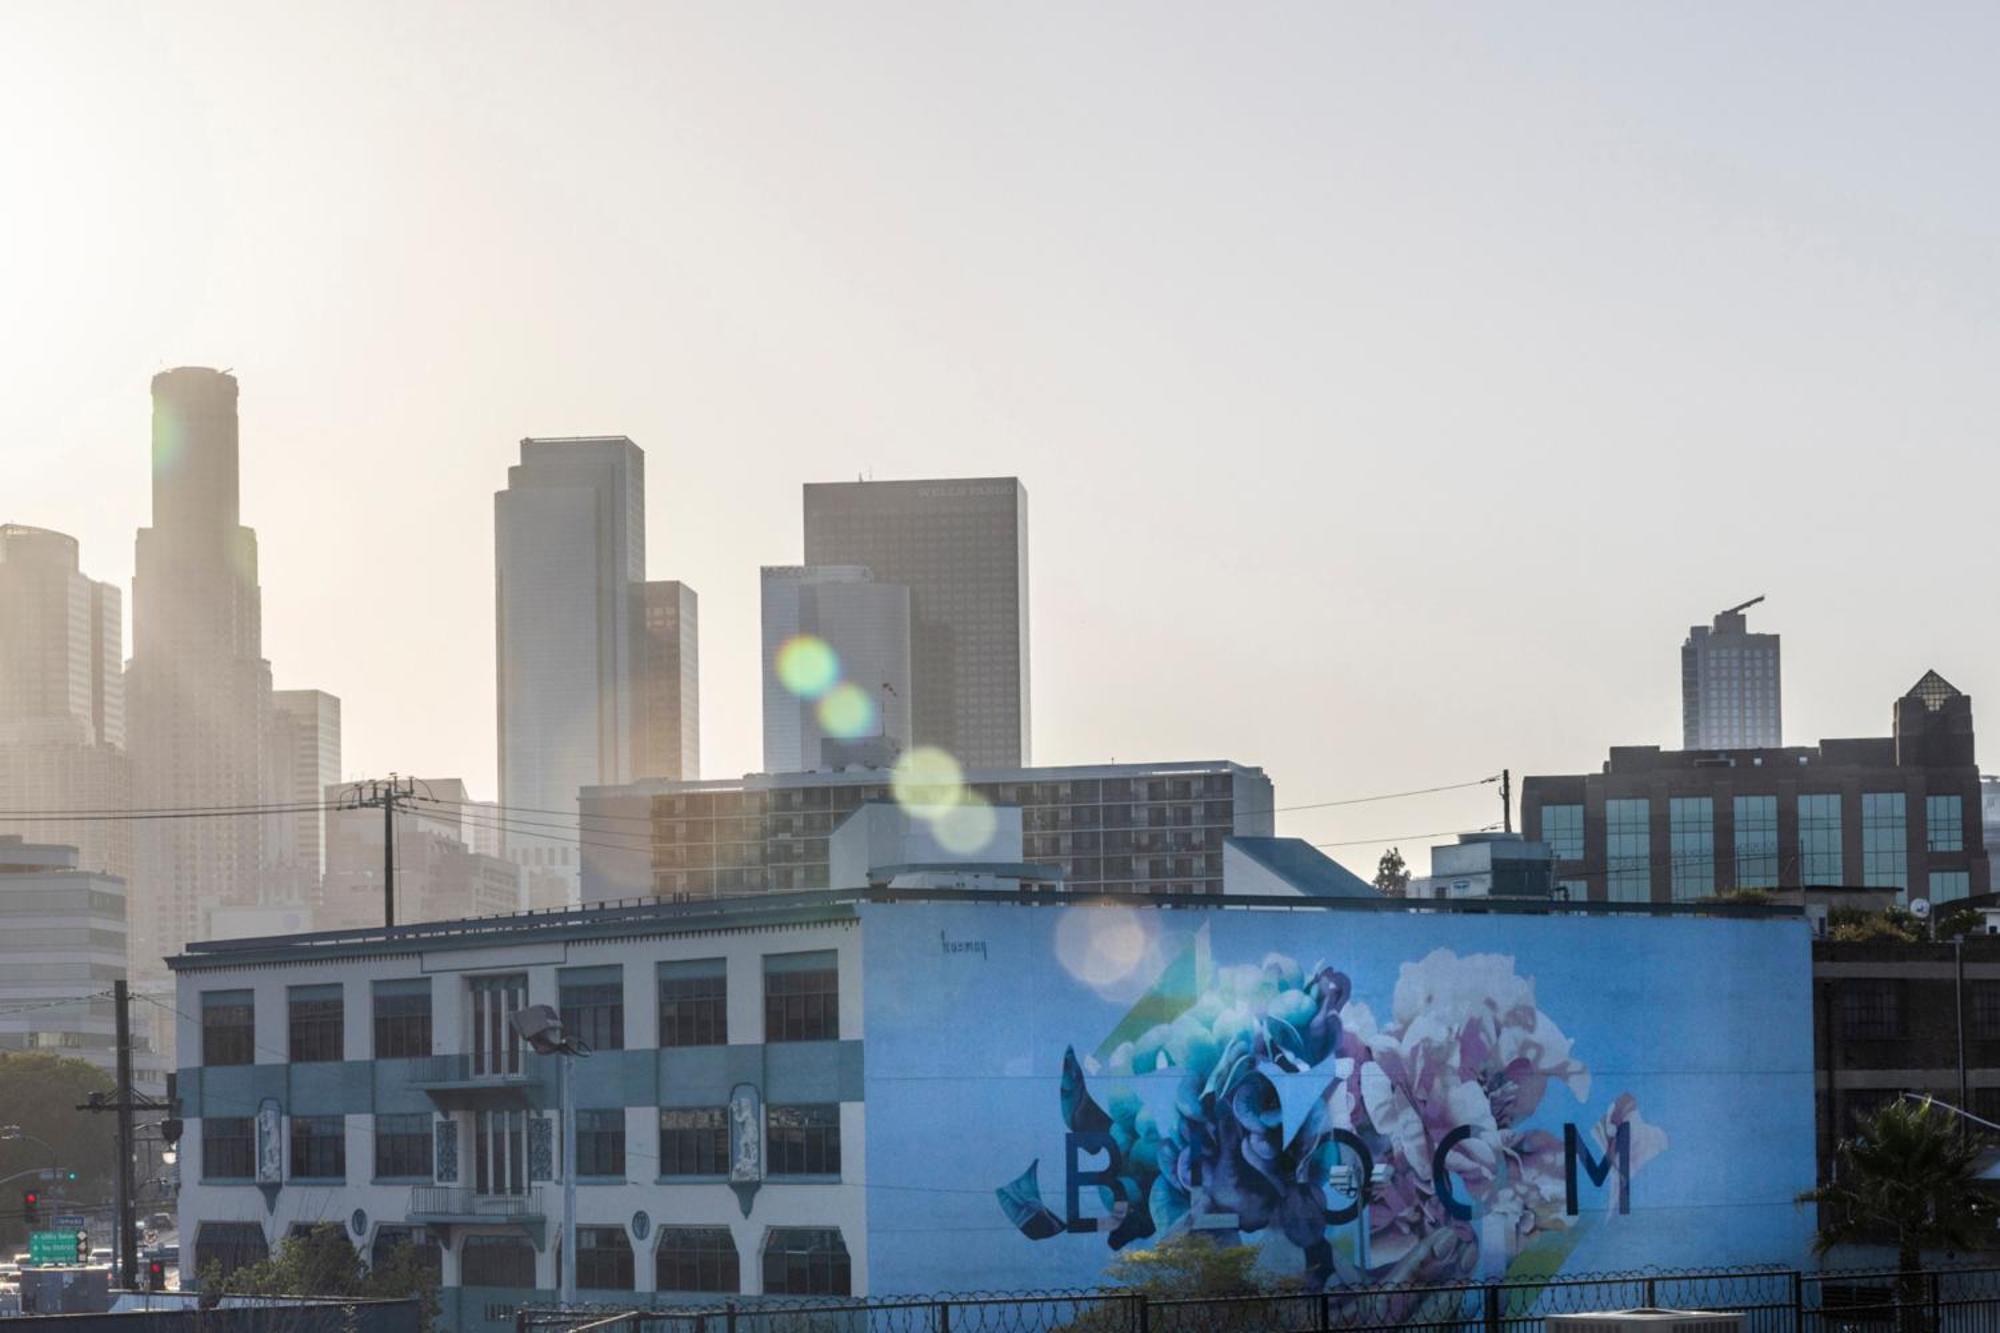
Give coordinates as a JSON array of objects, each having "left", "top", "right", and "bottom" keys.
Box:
[
  {"left": 656, "top": 1227, "right": 738, "bottom": 1294},
  {"left": 193, "top": 1222, "right": 268, "bottom": 1286},
  {"left": 762, "top": 1228, "right": 849, "bottom": 1297}
]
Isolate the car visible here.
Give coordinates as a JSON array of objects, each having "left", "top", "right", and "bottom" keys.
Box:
[
  {"left": 145, "top": 1214, "right": 173, "bottom": 1232},
  {"left": 89, "top": 1248, "right": 112, "bottom": 1265}
]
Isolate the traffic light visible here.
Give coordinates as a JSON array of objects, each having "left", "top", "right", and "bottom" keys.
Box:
[
  {"left": 147, "top": 1259, "right": 165, "bottom": 1291},
  {"left": 21, "top": 1190, "right": 38, "bottom": 1227},
  {"left": 61, "top": 1170, "right": 75, "bottom": 1182}
]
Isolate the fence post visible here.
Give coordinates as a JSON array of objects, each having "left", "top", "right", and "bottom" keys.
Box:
[
  {"left": 1928, "top": 1270, "right": 1942, "bottom": 1328},
  {"left": 938, "top": 1300, "right": 951, "bottom": 1333},
  {"left": 1644, "top": 1277, "right": 1657, "bottom": 1309},
  {"left": 1790, "top": 1270, "right": 1804, "bottom": 1331},
  {"left": 1483, "top": 1282, "right": 1502, "bottom": 1333},
  {"left": 725, "top": 1302, "right": 737, "bottom": 1333},
  {"left": 1317, "top": 1291, "right": 1330, "bottom": 1333},
  {"left": 1134, "top": 1291, "right": 1150, "bottom": 1333}
]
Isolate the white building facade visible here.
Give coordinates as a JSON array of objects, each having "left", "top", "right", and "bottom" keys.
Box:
[{"left": 759, "top": 566, "right": 911, "bottom": 774}]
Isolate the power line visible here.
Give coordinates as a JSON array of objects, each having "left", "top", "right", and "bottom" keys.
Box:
[{"left": 0, "top": 803, "right": 335, "bottom": 824}]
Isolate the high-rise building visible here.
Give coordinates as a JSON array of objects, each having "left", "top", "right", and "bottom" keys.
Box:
[
  {"left": 265, "top": 689, "right": 341, "bottom": 892},
  {"left": 495, "top": 437, "right": 647, "bottom": 890},
  {"left": 1682, "top": 598, "right": 1781, "bottom": 749},
  {"left": 760, "top": 565, "right": 911, "bottom": 773},
  {"left": 127, "top": 368, "right": 274, "bottom": 979},
  {"left": 317, "top": 777, "right": 520, "bottom": 930},
  {"left": 635, "top": 580, "right": 699, "bottom": 781},
  {"left": 0, "top": 525, "right": 130, "bottom": 882},
  {"left": 802, "top": 478, "right": 1030, "bottom": 768}
]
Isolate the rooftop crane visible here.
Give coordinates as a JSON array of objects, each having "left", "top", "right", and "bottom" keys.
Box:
[{"left": 1719, "top": 594, "right": 1765, "bottom": 618}]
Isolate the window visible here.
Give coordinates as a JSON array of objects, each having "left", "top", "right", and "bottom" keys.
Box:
[
  {"left": 374, "top": 1114, "right": 432, "bottom": 1180},
  {"left": 657, "top": 1227, "right": 739, "bottom": 1294},
  {"left": 1668, "top": 797, "right": 1714, "bottom": 900},
  {"left": 576, "top": 1109, "right": 626, "bottom": 1178},
  {"left": 202, "top": 990, "right": 254, "bottom": 1066},
  {"left": 766, "top": 1104, "right": 841, "bottom": 1176},
  {"left": 1861, "top": 793, "right": 1908, "bottom": 892},
  {"left": 460, "top": 1234, "right": 536, "bottom": 1288},
  {"left": 194, "top": 1223, "right": 268, "bottom": 1284},
  {"left": 1540, "top": 804, "right": 1584, "bottom": 861},
  {"left": 559, "top": 967, "right": 624, "bottom": 1052},
  {"left": 659, "top": 959, "right": 726, "bottom": 1047},
  {"left": 575, "top": 1226, "right": 634, "bottom": 1291},
  {"left": 1840, "top": 980, "right": 1901, "bottom": 1041},
  {"left": 287, "top": 985, "right": 343, "bottom": 1063},
  {"left": 1732, "top": 795, "right": 1779, "bottom": 889},
  {"left": 290, "top": 1115, "right": 346, "bottom": 1180},
  {"left": 1972, "top": 982, "right": 2000, "bottom": 1041},
  {"left": 765, "top": 951, "right": 838, "bottom": 1042},
  {"left": 1555, "top": 878, "right": 1588, "bottom": 901},
  {"left": 1929, "top": 871, "right": 1970, "bottom": 905},
  {"left": 1800, "top": 794, "right": 1843, "bottom": 883},
  {"left": 202, "top": 1117, "right": 254, "bottom": 1179},
  {"left": 1605, "top": 799, "right": 1650, "bottom": 903},
  {"left": 659, "top": 1108, "right": 729, "bottom": 1176},
  {"left": 1927, "top": 794, "right": 1965, "bottom": 853},
  {"left": 372, "top": 979, "right": 432, "bottom": 1059},
  {"left": 763, "top": 1228, "right": 850, "bottom": 1297}
]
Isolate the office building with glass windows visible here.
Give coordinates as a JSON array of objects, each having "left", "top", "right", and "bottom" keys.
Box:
[
  {"left": 1522, "top": 671, "right": 1989, "bottom": 906},
  {"left": 1681, "top": 603, "right": 1782, "bottom": 750}
]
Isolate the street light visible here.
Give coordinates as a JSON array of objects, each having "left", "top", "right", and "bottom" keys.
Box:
[
  {"left": 508, "top": 1006, "right": 590, "bottom": 1306},
  {"left": 0, "top": 1126, "right": 62, "bottom": 1180}
]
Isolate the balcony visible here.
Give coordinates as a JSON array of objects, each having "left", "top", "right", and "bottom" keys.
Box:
[
  {"left": 407, "top": 1186, "right": 546, "bottom": 1247},
  {"left": 406, "top": 1053, "right": 543, "bottom": 1108}
]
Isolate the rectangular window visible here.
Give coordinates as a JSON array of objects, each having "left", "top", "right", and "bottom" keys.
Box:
[
  {"left": 202, "top": 1117, "right": 254, "bottom": 1180},
  {"left": 1840, "top": 980, "right": 1901, "bottom": 1041},
  {"left": 1732, "top": 795, "right": 1779, "bottom": 889},
  {"left": 372, "top": 979, "right": 432, "bottom": 1059},
  {"left": 374, "top": 1113, "right": 432, "bottom": 1180},
  {"left": 460, "top": 1235, "right": 536, "bottom": 1288},
  {"left": 1929, "top": 870, "right": 1970, "bottom": 905},
  {"left": 202, "top": 990, "right": 255, "bottom": 1067},
  {"left": 1972, "top": 982, "right": 2000, "bottom": 1041},
  {"left": 576, "top": 1109, "right": 626, "bottom": 1178},
  {"left": 659, "top": 959, "right": 727, "bottom": 1047},
  {"left": 765, "top": 951, "right": 839, "bottom": 1042},
  {"left": 1668, "top": 797, "right": 1714, "bottom": 901},
  {"left": 576, "top": 1226, "right": 634, "bottom": 1291},
  {"left": 1540, "top": 804, "right": 1584, "bottom": 861},
  {"left": 763, "top": 1228, "right": 850, "bottom": 1297},
  {"left": 657, "top": 1227, "right": 739, "bottom": 1294},
  {"left": 287, "top": 984, "right": 343, "bottom": 1063},
  {"left": 766, "top": 1104, "right": 841, "bottom": 1176},
  {"left": 1862, "top": 793, "right": 1909, "bottom": 892},
  {"left": 559, "top": 967, "right": 624, "bottom": 1052},
  {"left": 289, "top": 1115, "right": 346, "bottom": 1180},
  {"left": 1605, "top": 799, "right": 1650, "bottom": 903},
  {"left": 1800, "top": 794, "right": 1843, "bottom": 883},
  {"left": 1927, "top": 794, "right": 1965, "bottom": 853},
  {"left": 658, "top": 1108, "right": 729, "bottom": 1176}
]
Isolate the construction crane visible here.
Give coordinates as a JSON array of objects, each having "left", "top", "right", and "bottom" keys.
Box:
[{"left": 1719, "top": 594, "right": 1765, "bottom": 618}]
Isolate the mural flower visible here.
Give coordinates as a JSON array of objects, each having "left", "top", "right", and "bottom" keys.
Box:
[{"left": 996, "top": 942, "right": 1666, "bottom": 1291}]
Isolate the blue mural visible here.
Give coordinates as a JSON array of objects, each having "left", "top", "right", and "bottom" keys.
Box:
[{"left": 860, "top": 903, "right": 1816, "bottom": 1295}]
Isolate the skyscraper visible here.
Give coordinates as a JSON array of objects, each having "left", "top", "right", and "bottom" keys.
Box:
[
  {"left": 802, "top": 478, "right": 1030, "bottom": 768},
  {"left": 761, "top": 565, "right": 912, "bottom": 773},
  {"left": 266, "top": 689, "right": 341, "bottom": 891},
  {"left": 127, "top": 368, "right": 273, "bottom": 978},
  {"left": 0, "top": 524, "right": 129, "bottom": 882},
  {"left": 635, "top": 580, "right": 699, "bottom": 781},
  {"left": 1681, "top": 598, "right": 1781, "bottom": 749}
]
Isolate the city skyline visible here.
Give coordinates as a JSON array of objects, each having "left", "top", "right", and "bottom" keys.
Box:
[{"left": 9, "top": 6, "right": 2000, "bottom": 882}]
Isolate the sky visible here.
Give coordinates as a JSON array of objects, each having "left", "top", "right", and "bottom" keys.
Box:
[{"left": 4, "top": 2, "right": 1999, "bottom": 877}]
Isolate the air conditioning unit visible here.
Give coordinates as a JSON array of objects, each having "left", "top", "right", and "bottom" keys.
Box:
[{"left": 1547, "top": 1311, "right": 1742, "bottom": 1333}]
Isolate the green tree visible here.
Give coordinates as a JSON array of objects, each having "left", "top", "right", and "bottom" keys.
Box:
[
  {"left": 1372, "top": 847, "right": 1410, "bottom": 897},
  {"left": 1798, "top": 1097, "right": 1993, "bottom": 1318},
  {"left": 213, "top": 1224, "right": 439, "bottom": 1331},
  {"left": 0, "top": 1053, "right": 116, "bottom": 1248},
  {"left": 1050, "top": 1233, "right": 1290, "bottom": 1333}
]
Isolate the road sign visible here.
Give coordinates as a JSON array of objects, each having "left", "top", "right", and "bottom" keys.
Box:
[
  {"left": 27, "top": 1230, "right": 78, "bottom": 1265},
  {"left": 51, "top": 1214, "right": 84, "bottom": 1230}
]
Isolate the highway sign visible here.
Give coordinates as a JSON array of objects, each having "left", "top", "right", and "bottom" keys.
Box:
[
  {"left": 27, "top": 1231, "right": 77, "bottom": 1265},
  {"left": 51, "top": 1214, "right": 85, "bottom": 1230}
]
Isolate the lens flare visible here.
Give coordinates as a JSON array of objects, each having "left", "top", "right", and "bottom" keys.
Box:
[
  {"left": 892, "top": 746, "right": 965, "bottom": 812},
  {"left": 775, "top": 635, "right": 840, "bottom": 699},
  {"left": 1055, "top": 907, "right": 1153, "bottom": 990},
  {"left": 931, "top": 792, "right": 998, "bottom": 855},
  {"left": 816, "top": 682, "right": 877, "bottom": 739}
]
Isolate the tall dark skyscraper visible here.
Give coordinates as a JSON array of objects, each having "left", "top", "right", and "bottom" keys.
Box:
[
  {"left": 126, "top": 368, "right": 273, "bottom": 978},
  {"left": 802, "top": 478, "right": 1030, "bottom": 768}
]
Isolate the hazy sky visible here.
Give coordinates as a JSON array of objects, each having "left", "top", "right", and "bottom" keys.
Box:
[{"left": 6, "top": 3, "right": 1999, "bottom": 876}]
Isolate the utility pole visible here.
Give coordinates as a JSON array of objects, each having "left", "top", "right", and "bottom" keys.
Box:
[
  {"left": 74, "top": 984, "right": 166, "bottom": 1291},
  {"left": 343, "top": 776, "right": 418, "bottom": 927},
  {"left": 1500, "top": 769, "right": 1512, "bottom": 834}
]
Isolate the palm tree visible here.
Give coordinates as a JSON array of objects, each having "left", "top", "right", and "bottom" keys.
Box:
[{"left": 1799, "top": 1097, "right": 1995, "bottom": 1321}]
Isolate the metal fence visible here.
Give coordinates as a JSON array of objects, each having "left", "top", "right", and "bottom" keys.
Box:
[{"left": 513, "top": 1264, "right": 2000, "bottom": 1333}]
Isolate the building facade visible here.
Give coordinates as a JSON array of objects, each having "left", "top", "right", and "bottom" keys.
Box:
[
  {"left": 802, "top": 478, "right": 1029, "bottom": 769},
  {"left": 1682, "top": 602, "right": 1781, "bottom": 749},
  {"left": 317, "top": 779, "right": 522, "bottom": 930},
  {"left": 635, "top": 581, "right": 699, "bottom": 783},
  {"left": 266, "top": 689, "right": 342, "bottom": 892},
  {"left": 127, "top": 368, "right": 275, "bottom": 981},
  {"left": 580, "top": 760, "right": 1275, "bottom": 902},
  {"left": 1523, "top": 671, "right": 1989, "bottom": 906},
  {"left": 759, "top": 566, "right": 911, "bottom": 774},
  {"left": 0, "top": 524, "right": 129, "bottom": 884},
  {"left": 169, "top": 891, "right": 1816, "bottom": 1324}
]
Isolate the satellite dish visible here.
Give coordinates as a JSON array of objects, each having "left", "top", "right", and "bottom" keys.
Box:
[{"left": 1911, "top": 897, "right": 1933, "bottom": 920}]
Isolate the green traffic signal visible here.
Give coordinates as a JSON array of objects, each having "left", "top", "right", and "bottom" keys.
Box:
[{"left": 63, "top": 1171, "right": 75, "bottom": 1182}]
